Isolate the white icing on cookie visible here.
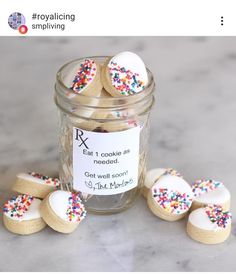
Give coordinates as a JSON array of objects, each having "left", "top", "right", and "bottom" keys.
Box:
[
  {"left": 194, "top": 186, "right": 230, "bottom": 205},
  {"left": 144, "top": 168, "right": 167, "bottom": 189},
  {"left": 49, "top": 190, "right": 70, "bottom": 221},
  {"left": 63, "top": 62, "right": 83, "bottom": 90},
  {"left": 70, "top": 59, "right": 97, "bottom": 93},
  {"left": 3, "top": 195, "right": 41, "bottom": 221},
  {"left": 17, "top": 172, "right": 60, "bottom": 187},
  {"left": 189, "top": 208, "right": 218, "bottom": 230},
  {"left": 188, "top": 207, "right": 231, "bottom": 231},
  {"left": 108, "top": 51, "right": 148, "bottom": 95},
  {"left": 22, "top": 199, "right": 41, "bottom": 221},
  {"left": 153, "top": 174, "right": 192, "bottom": 195},
  {"left": 151, "top": 175, "right": 193, "bottom": 214},
  {"left": 48, "top": 190, "right": 86, "bottom": 223}
]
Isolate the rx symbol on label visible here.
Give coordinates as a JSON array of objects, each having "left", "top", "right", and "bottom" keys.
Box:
[{"left": 75, "top": 129, "right": 89, "bottom": 149}]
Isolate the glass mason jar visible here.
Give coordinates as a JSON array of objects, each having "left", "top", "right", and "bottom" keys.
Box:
[{"left": 54, "top": 56, "right": 155, "bottom": 214}]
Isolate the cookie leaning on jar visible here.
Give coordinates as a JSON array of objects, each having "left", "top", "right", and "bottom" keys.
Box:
[
  {"left": 99, "top": 52, "right": 150, "bottom": 186},
  {"left": 62, "top": 58, "right": 104, "bottom": 131},
  {"left": 101, "top": 51, "right": 148, "bottom": 97}
]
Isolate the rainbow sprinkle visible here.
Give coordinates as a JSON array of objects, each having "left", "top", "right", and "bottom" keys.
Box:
[
  {"left": 152, "top": 188, "right": 193, "bottom": 214},
  {"left": 71, "top": 59, "right": 96, "bottom": 93},
  {"left": 3, "top": 194, "right": 34, "bottom": 219},
  {"left": 108, "top": 61, "right": 145, "bottom": 95},
  {"left": 205, "top": 204, "right": 232, "bottom": 228},
  {"left": 66, "top": 193, "right": 86, "bottom": 222},
  {"left": 29, "top": 172, "right": 60, "bottom": 187},
  {"left": 192, "top": 179, "right": 224, "bottom": 197}
]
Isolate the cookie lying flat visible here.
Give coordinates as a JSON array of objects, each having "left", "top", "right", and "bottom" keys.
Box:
[
  {"left": 187, "top": 205, "right": 232, "bottom": 244},
  {"left": 101, "top": 51, "right": 148, "bottom": 97},
  {"left": 147, "top": 172, "right": 193, "bottom": 221},
  {"left": 191, "top": 179, "right": 230, "bottom": 211},
  {"left": 40, "top": 190, "right": 86, "bottom": 234},
  {"left": 3, "top": 194, "right": 46, "bottom": 235},
  {"left": 143, "top": 168, "right": 182, "bottom": 198},
  {"left": 12, "top": 172, "right": 60, "bottom": 199}
]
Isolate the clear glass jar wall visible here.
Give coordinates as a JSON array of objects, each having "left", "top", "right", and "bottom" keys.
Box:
[{"left": 55, "top": 56, "right": 155, "bottom": 214}]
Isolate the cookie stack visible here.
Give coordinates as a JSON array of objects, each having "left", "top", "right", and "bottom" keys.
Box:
[
  {"left": 187, "top": 179, "right": 231, "bottom": 244},
  {"left": 2, "top": 172, "right": 86, "bottom": 235},
  {"left": 143, "top": 168, "right": 232, "bottom": 244}
]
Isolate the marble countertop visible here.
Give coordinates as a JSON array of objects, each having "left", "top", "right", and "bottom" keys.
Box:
[{"left": 0, "top": 37, "right": 236, "bottom": 271}]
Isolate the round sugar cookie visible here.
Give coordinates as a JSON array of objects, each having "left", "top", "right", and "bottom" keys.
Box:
[
  {"left": 3, "top": 194, "right": 46, "bottom": 235},
  {"left": 147, "top": 173, "right": 193, "bottom": 221},
  {"left": 191, "top": 179, "right": 230, "bottom": 211},
  {"left": 187, "top": 205, "right": 232, "bottom": 244},
  {"left": 143, "top": 168, "right": 182, "bottom": 198},
  {"left": 40, "top": 190, "right": 86, "bottom": 234},
  {"left": 64, "top": 59, "right": 103, "bottom": 123},
  {"left": 67, "top": 58, "right": 102, "bottom": 98},
  {"left": 12, "top": 172, "right": 60, "bottom": 199},
  {"left": 101, "top": 51, "right": 148, "bottom": 97}
]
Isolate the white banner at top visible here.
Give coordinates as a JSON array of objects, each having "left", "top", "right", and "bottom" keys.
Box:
[{"left": 0, "top": 0, "right": 236, "bottom": 36}]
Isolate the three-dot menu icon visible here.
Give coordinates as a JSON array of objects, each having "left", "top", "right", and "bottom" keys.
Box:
[{"left": 221, "top": 16, "right": 224, "bottom": 26}]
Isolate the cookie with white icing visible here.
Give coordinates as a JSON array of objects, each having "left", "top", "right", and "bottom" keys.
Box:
[
  {"left": 191, "top": 179, "right": 230, "bottom": 211},
  {"left": 143, "top": 168, "right": 182, "bottom": 198},
  {"left": 64, "top": 59, "right": 103, "bottom": 122},
  {"left": 40, "top": 190, "right": 86, "bottom": 234},
  {"left": 67, "top": 58, "right": 102, "bottom": 98},
  {"left": 3, "top": 194, "right": 46, "bottom": 235},
  {"left": 101, "top": 51, "right": 148, "bottom": 97},
  {"left": 12, "top": 172, "right": 60, "bottom": 199},
  {"left": 147, "top": 170, "right": 193, "bottom": 221},
  {"left": 187, "top": 205, "right": 232, "bottom": 244}
]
